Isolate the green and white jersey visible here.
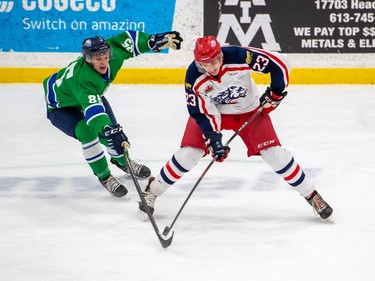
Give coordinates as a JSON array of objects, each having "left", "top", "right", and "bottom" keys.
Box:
[{"left": 43, "top": 30, "right": 151, "bottom": 134}]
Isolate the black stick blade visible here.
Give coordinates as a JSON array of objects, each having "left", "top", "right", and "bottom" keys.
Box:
[{"left": 159, "top": 231, "right": 174, "bottom": 248}]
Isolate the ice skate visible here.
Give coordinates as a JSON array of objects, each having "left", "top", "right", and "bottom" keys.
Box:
[
  {"left": 137, "top": 177, "right": 157, "bottom": 221},
  {"left": 111, "top": 158, "right": 151, "bottom": 178},
  {"left": 306, "top": 190, "right": 333, "bottom": 219},
  {"left": 99, "top": 174, "right": 128, "bottom": 198}
]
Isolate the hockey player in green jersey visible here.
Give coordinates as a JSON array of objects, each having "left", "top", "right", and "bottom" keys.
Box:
[{"left": 43, "top": 30, "right": 183, "bottom": 197}]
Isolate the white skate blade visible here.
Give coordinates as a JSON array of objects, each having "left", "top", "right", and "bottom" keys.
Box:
[{"left": 325, "top": 214, "right": 335, "bottom": 223}]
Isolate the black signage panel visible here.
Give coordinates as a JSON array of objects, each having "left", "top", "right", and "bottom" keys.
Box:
[{"left": 204, "top": 0, "right": 375, "bottom": 53}]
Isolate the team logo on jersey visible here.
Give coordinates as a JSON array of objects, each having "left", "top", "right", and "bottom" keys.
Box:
[
  {"left": 204, "top": 84, "right": 214, "bottom": 94},
  {"left": 214, "top": 86, "right": 247, "bottom": 104},
  {"left": 200, "top": 82, "right": 214, "bottom": 97}
]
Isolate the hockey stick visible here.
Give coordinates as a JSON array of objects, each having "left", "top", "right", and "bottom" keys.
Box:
[
  {"left": 162, "top": 107, "right": 264, "bottom": 236},
  {"left": 122, "top": 146, "right": 174, "bottom": 248}
]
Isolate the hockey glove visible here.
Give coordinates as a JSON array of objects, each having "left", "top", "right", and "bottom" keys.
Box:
[
  {"left": 148, "top": 31, "right": 183, "bottom": 52},
  {"left": 259, "top": 87, "right": 288, "bottom": 113},
  {"left": 204, "top": 131, "right": 231, "bottom": 162},
  {"left": 103, "top": 124, "right": 130, "bottom": 155}
]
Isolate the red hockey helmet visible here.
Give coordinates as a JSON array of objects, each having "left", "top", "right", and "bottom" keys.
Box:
[{"left": 194, "top": 36, "right": 221, "bottom": 63}]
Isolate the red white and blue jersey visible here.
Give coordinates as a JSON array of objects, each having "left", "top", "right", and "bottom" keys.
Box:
[{"left": 184, "top": 45, "right": 291, "bottom": 135}]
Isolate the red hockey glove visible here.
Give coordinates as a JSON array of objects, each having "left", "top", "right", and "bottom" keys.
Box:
[
  {"left": 259, "top": 87, "right": 288, "bottom": 113},
  {"left": 204, "top": 131, "right": 230, "bottom": 162}
]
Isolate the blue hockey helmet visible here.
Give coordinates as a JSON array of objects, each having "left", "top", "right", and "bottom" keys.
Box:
[{"left": 82, "top": 36, "right": 111, "bottom": 58}]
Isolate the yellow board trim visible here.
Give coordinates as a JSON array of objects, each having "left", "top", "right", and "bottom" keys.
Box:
[{"left": 0, "top": 67, "right": 374, "bottom": 84}]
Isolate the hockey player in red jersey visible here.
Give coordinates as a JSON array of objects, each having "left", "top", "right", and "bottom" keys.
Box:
[{"left": 138, "top": 35, "right": 333, "bottom": 220}]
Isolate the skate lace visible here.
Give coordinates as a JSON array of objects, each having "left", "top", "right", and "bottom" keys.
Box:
[
  {"left": 310, "top": 193, "right": 327, "bottom": 216},
  {"left": 126, "top": 160, "right": 144, "bottom": 176},
  {"left": 143, "top": 189, "right": 157, "bottom": 208},
  {"left": 104, "top": 176, "right": 121, "bottom": 193}
]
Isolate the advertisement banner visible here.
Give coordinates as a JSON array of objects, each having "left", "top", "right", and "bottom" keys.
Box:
[
  {"left": 0, "top": 0, "right": 176, "bottom": 52},
  {"left": 204, "top": 0, "right": 375, "bottom": 53}
]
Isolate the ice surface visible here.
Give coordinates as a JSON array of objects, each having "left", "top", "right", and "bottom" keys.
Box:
[{"left": 1, "top": 84, "right": 375, "bottom": 281}]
